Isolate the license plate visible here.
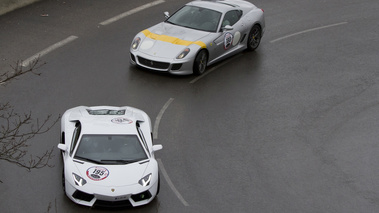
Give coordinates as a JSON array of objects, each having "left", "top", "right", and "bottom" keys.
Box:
[{"left": 114, "top": 195, "right": 129, "bottom": 201}]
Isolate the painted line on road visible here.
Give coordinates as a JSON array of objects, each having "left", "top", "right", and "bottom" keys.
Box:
[
  {"left": 270, "top": 22, "right": 348, "bottom": 43},
  {"left": 153, "top": 98, "right": 174, "bottom": 139},
  {"left": 158, "top": 158, "right": 189, "bottom": 206},
  {"left": 190, "top": 54, "right": 243, "bottom": 84},
  {"left": 99, "top": 0, "right": 165, "bottom": 26},
  {"left": 22, "top": 35, "right": 78, "bottom": 67}
]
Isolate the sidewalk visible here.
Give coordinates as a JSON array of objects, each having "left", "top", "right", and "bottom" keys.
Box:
[{"left": 0, "top": 0, "right": 41, "bottom": 16}]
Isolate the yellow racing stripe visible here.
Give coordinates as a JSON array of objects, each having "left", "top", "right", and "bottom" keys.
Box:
[{"left": 142, "top": 29, "right": 206, "bottom": 48}]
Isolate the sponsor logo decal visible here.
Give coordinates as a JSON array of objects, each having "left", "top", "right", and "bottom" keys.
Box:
[
  {"left": 111, "top": 117, "right": 133, "bottom": 124},
  {"left": 86, "top": 166, "right": 109, "bottom": 181},
  {"left": 224, "top": 32, "right": 233, "bottom": 50}
]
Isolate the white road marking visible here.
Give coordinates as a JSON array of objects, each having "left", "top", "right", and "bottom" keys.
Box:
[
  {"left": 190, "top": 54, "right": 243, "bottom": 84},
  {"left": 158, "top": 158, "right": 189, "bottom": 206},
  {"left": 153, "top": 98, "right": 174, "bottom": 139},
  {"left": 99, "top": 0, "right": 165, "bottom": 26},
  {"left": 270, "top": 22, "right": 348, "bottom": 43},
  {"left": 21, "top": 35, "right": 78, "bottom": 67}
]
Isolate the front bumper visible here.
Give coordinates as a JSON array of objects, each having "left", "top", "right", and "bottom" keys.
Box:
[
  {"left": 130, "top": 51, "right": 194, "bottom": 75},
  {"left": 64, "top": 178, "right": 159, "bottom": 207}
]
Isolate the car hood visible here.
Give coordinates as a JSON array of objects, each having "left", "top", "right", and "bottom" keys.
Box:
[
  {"left": 74, "top": 161, "right": 148, "bottom": 186},
  {"left": 138, "top": 22, "right": 210, "bottom": 58}
]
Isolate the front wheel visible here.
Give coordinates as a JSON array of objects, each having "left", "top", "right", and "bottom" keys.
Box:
[
  {"left": 247, "top": 25, "right": 262, "bottom": 51},
  {"left": 156, "top": 173, "right": 160, "bottom": 195},
  {"left": 193, "top": 50, "right": 208, "bottom": 75}
]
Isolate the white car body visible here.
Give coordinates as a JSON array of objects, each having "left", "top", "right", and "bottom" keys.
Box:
[{"left": 58, "top": 106, "right": 162, "bottom": 207}]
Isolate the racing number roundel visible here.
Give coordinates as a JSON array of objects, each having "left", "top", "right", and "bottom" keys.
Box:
[
  {"left": 224, "top": 32, "right": 233, "bottom": 50},
  {"left": 86, "top": 166, "right": 109, "bottom": 181}
]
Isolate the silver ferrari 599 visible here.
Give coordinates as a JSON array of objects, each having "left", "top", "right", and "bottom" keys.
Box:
[{"left": 130, "top": 0, "right": 265, "bottom": 75}]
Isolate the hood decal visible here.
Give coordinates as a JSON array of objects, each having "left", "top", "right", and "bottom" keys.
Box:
[
  {"left": 86, "top": 166, "right": 110, "bottom": 181},
  {"left": 142, "top": 29, "right": 206, "bottom": 48}
]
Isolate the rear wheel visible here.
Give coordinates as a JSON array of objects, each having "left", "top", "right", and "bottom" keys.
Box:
[
  {"left": 193, "top": 50, "right": 208, "bottom": 75},
  {"left": 247, "top": 25, "right": 262, "bottom": 51}
]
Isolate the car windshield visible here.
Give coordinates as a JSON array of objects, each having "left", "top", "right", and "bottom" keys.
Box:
[
  {"left": 74, "top": 135, "right": 148, "bottom": 164},
  {"left": 166, "top": 5, "right": 222, "bottom": 32}
]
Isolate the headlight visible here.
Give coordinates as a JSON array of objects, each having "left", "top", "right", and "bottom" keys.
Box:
[
  {"left": 176, "top": 48, "right": 190, "bottom": 59},
  {"left": 72, "top": 173, "right": 87, "bottom": 186},
  {"left": 138, "top": 173, "right": 152, "bottom": 187},
  {"left": 131, "top": 37, "right": 141, "bottom": 50}
]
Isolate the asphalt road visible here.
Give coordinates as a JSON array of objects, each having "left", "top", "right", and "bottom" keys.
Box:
[{"left": 1, "top": 0, "right": 379, "bottom": 212}]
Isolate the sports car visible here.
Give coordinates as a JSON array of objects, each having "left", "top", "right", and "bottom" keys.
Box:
[
  {"left": 130, "top": 0, "right": 265, "bottom": 75},
  {"left": 57, "top": 106, "right": 163, "bottom": 207}
]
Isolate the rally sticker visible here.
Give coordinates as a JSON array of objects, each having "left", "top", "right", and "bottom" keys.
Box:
[
  {"left": 233, "top": 31, "right": 241, "bottom": 46},
  {"left": 111, "top": 117, "right": 133, "bottom": 124},
  {"left": 86, "top": 166, "right": 109, "bottom": 181},
  {"left": 224, "top": 32, "right": 233, "bottom": 50}
]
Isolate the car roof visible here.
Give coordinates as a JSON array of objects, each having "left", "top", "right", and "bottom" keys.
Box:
[
  {"left": 188, "top": 0, "right": 255, "bottom": 13},
  {"left": 67, "top": 106, "right": 146, "bottom": 135},
  {"left": 80, "top": 116, "right": 137, "bottom": 135}
]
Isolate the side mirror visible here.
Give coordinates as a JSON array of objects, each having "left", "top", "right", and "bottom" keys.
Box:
[
  {"left": 57, "top": 143, "right": 67, "bottom": 151},
  {"left": 223, "top": 25, "right": 233, "bottom": 31},
  {"left": 152, "top": 144, "right": 163, "bottom": 152},
  {"left": 164, "top": 11, "right": 170, "bottom": 19}
]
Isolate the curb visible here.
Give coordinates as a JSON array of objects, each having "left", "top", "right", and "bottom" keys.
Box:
[{"left": 0, "top": 0, "right": 42, "bottom": 16}]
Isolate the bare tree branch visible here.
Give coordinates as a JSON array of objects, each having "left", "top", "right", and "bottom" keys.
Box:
[
  {"left": 1, "top": 57, "right": 58, "bottom": 183},
  {"left": 0, "top": 104, "right": 59, "bottom": 170},
  {"left": 0, "top": 57, "right": 45, "bottom": 86}
]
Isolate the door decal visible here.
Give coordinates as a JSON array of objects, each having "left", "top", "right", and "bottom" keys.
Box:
[{"left": 224, "top": 32, "right": 233, "bottom": 50}]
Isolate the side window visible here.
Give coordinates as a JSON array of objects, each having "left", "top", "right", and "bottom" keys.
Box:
[
  {"left": 136, "top": 123, "right": 150, "bottom": 157},
  {"left": 221, "top": 10, "right": 243, "bottom": 28},
  {"left": 69, "top": 122, "right": 81, "bottom": 156}
]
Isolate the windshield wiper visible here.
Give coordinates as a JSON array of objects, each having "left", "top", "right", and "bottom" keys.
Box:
[
  {"left": 165, "top": 20, "right": 174, "bottom": 25},
  {"left": 74, "top": 156, "right": 104, "bottom": 164},
  {"left": 100, "top": 159, "right": 139, "bottom": 164}
]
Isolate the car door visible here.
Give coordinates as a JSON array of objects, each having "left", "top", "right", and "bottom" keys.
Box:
[{"left": 209, "top": 10, "right": 244, "bottom": 62}]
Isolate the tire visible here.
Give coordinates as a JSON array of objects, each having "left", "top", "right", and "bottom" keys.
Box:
[
  {"left": 62, "top": 168, "right": 66, "bottom": 193},
  {"left": 193, "top": 49, "right": 208, "bottom": 75},
  {"left": 247, "top": 25, "right": 262, "bottom": 51},
  {"left": 156, "top": 173, "right": 160, "bottom": 195}
]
